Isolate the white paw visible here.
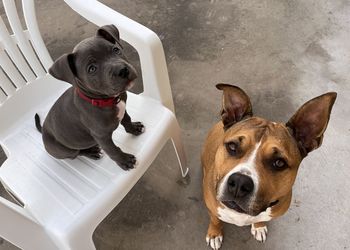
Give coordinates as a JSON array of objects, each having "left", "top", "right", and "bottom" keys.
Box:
[
  {"left": 206, "top": 235, "right": 223, "bottom": 250},
  {"left": 251, "top": 224, "right": 268, "bottom": 242}
]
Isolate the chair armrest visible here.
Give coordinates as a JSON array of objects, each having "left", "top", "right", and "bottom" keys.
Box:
[{"left": 63, "top": 0, "right": 175, "bottom": 112}]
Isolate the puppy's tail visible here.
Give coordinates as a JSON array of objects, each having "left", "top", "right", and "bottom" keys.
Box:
[{"left": 34, "top": 113, "right": 42, "bottom": 133}]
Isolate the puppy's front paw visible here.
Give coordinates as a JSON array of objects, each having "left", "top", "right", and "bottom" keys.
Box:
[
  {"left": 206, "top": 234, "right": 223, "bottom": 250},
  {"left": 251, "top": 224, "right": 268, "bottom": 242},
  {"left": 117, "top": 152, "right": 137, "bottom": 170},
  {"left": 125, "top": 121, "right": 145, "bottom": 136}
]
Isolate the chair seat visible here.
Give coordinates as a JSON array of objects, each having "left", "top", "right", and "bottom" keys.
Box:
[{"left": 0, "top": 86, "right": 173, "bottom": 231}]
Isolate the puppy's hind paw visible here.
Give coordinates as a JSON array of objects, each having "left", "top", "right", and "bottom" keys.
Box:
[
  {"left": 80, "top": 146, "right": 102, "bottom": 160},
  {"left": 251, "top": 224, "right": 268, "bottom": 243},
  {"left": 206, "top": 235, "right": 223, "bottom": 250}
]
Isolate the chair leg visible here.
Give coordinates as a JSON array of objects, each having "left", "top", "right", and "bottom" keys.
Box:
[
  {"left": 169, "top": 118, "right": 189, "bottom": 178},
  {"left": 0, "top": 196, "right": 59, "bottom": 250}
]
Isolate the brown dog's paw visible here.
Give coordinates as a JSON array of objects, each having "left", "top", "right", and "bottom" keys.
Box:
[
  {"left": 117, "top": 153, "right": 137, "bottom": 170},
  {"left": 251, "top": 223, "right": 268, "bottom": 242},
  {"left": 125, "top": 121, "right": 145, "bottom": 136},
  {"left": 80, "top": 146, "right": 102, "bottom": 160},
  {"left": 206, "top": 234, "right": 223, "bottom": 250},
  {"left": 206, "top": 216, "right": 224, "bottom": 250}
]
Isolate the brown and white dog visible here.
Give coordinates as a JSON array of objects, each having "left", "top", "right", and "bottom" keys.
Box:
[{"left": 201, "top": 84, "right": 336, "bottom": 249}]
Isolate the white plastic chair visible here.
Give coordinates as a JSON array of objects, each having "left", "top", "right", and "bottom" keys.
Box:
[{"left": 0, "top": 0, "right": 188, "bottom": 249}]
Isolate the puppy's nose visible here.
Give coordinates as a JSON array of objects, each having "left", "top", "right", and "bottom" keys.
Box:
[
  {"left": 118, "top": 67, "right": 129, "bottom": 78},
  {"left": 227, "top": 173, "right": 254, "bottom": 198}
]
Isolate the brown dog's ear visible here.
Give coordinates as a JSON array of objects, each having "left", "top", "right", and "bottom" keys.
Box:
[
  {"left": 216, "top": 84, "right": 253, "bottom": 129},
  {"left": 48, "top": 53, "right": 76, "bottom": 85},
  {"left": 96, "top": 24, "right": 121, "bottom": 45},
  {"left": 286, "top": 92, "right": 337, "bottom": 157}
]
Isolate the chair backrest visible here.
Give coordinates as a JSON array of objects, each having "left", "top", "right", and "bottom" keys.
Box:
[
  {"left": 0, "top": 0, "right": 175, "bottom": 113},
  {"left": 0, "top": 0, "right": 52, "bottom": 105},
  {"left": 64, "top": 0, "right": 175, "bottom": 112}
]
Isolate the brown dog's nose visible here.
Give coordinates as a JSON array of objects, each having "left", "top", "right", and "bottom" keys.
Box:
[
  {"left": 227, "top": 173, "right": 254, "bottom": 198},
  {"left": 118, "top": 67, "right": 129, "bottom": 78}
]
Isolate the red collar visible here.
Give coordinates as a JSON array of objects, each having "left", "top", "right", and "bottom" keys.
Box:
[{"left": 75, "top": 88, "right": 121, "bottom": 107}]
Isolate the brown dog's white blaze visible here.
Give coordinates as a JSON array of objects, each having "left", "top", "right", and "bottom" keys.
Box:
[{"left": 202, "top": 83, "right": 337, "bottom": 249}]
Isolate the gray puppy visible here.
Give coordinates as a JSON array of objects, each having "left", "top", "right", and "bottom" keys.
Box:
[{"left": 35, "top": 25, "right": 144, "bottom": 170}]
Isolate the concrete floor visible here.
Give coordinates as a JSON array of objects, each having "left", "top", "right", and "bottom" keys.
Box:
[{"left": 0, "top": 0, "right": 350, "bottom": 249}]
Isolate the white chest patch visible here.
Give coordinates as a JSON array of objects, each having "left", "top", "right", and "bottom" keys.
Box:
[
  {"left": 116, "top": 101, "right": 126, "bottom": 121},
  {"left": 217, "top": 141, "right": 261, "bottom": 200},
  {"left": 217, "top": 205, "right": 272, "bottom": 226}
]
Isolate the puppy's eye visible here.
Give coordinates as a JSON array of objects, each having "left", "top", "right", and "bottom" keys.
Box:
[
  {"left": 113, "top": 47, "right": 121, "bottom": 54},
  {"left": 87, "top": 65, "right": 97, "bottom": 74},
  {"left": 272, "top": 159, "right": 287, "bottom": 170},
  {"left": 226, "top": 142, "right": 238, "bottom": 156}
]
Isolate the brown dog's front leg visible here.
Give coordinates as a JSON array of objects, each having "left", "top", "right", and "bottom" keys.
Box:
[
  {"left": 206, "top": 214, "right": 223, "bottom": 250},
  {"left": 93, "top": 134, "right": 136, "bottom": 170},
  {"left": 121, "top": 111, "right": 145, "bottom": 136}
]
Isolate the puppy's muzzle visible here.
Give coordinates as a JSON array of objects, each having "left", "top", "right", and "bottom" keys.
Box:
[{"left": 118, "top": 66, "right": 129, "bottom": 79}]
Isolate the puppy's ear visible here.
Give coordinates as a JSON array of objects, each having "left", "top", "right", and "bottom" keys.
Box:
[
  {"left": 216, "top": 84, "right": 253, "bottom": 129},
  {"left": 96, "top": 24, "right": 121, "bottom": 45},
  {"left": 286, "top": 92, "right": 337, "bottom": 157},
  {"left": 49, "top": 53, "right": 76, "bottom": 85}
]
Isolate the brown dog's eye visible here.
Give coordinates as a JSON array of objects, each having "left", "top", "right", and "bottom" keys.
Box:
[
  {"left": 272, "top": 159, "right": 287, "bottom": 170},
  {"left": 113, "top": 47, "right": 121, "bottom": 54},
  {"left": 87, "top": 65, "right": 97, "bottom": 74},
  {"left": 226, "top": 142, "right": 238, "bottom": 156}
]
